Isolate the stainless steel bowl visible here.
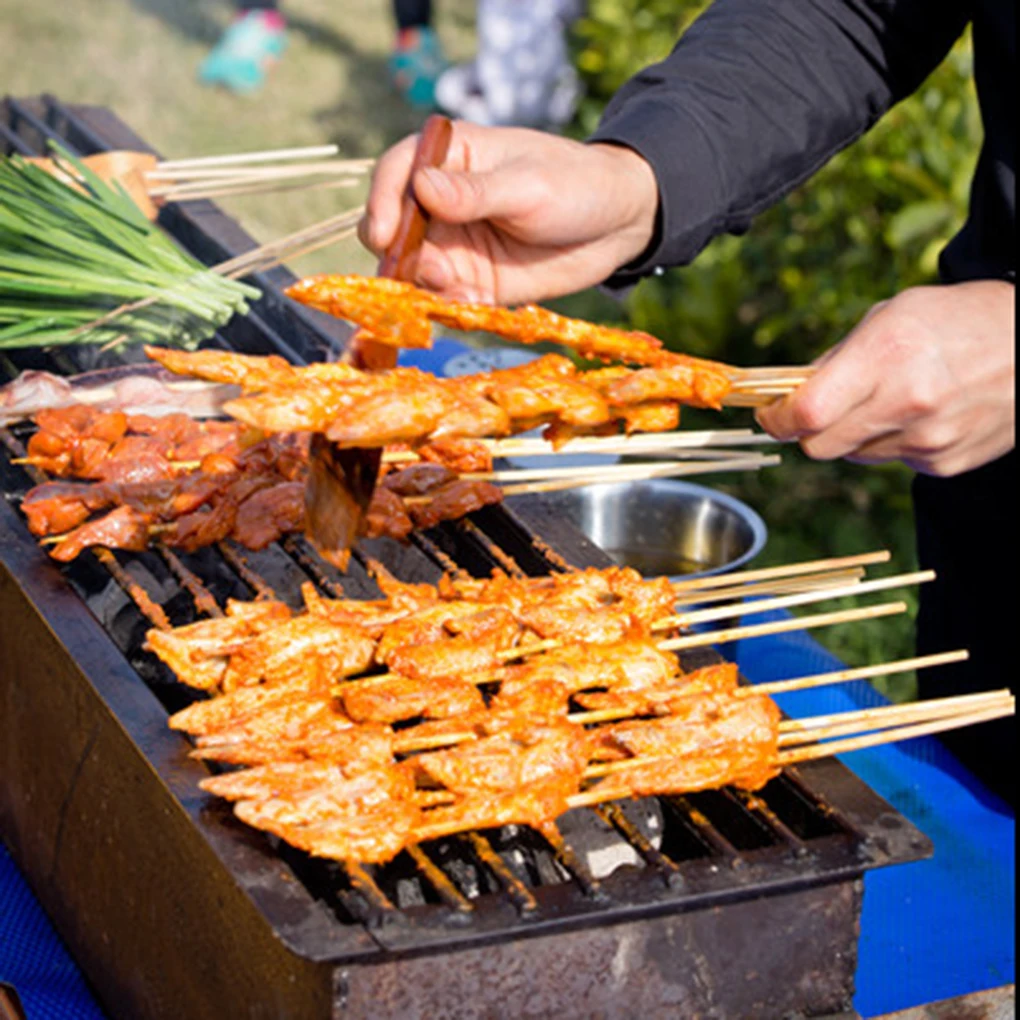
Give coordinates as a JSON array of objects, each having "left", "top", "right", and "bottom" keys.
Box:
[{"left": 544, "top": 480, "right": 767, "bottom": 580}]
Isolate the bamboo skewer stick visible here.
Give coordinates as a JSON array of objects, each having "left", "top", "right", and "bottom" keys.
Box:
[
  {"left": 582, "top": 697, "right": 1014, "bottom": 783},
  {"left": 393, "top": 649, "right": 973, "bottom": 742},
  {"left": 672, "top": 551, "right": 891, "bottom": 592},
  {"left": 215, "top": 208, "right": 366, "bottom": 279},
  {"left": 723, "top": 393, "right": 796, "bottom": 408},
  {"left": 150, "top": 162, "right": 371, "bottom": 202},
  {"left": 404, "top": 554, "right": 890, "bottom": 605},
  {"left": 724, "top": 370, "right": 816, "bottom": 403},
  {"left": 390, "top": 649, "right": 969, "bottom": 749},
  {"left": 447, "top": 553, "right": 894, "bottom": 605},
  {"left": 153, "top": 175, "right": 360, "bottom": 197},
  {"left": 154, "top": 179, "right": 362, "bottom": 205},
  {"left": 731, "top": 383, "right": 804, "bottom": 393},
  {"left": 404, "top": 694, "right": 1013, "bottom": 811},
  {"left": 670, "top": 567, "right": 867, "bottom": 606},
  {"left": 233, "top": 226, "right": 361, "bottom": 277},
  {"left": 395, "top": 731, "right": 481, "bottom": 754},
  {"left": 754, "top": 649, "right": 969, "bottom": 696},
  {"left": 147, "top": 159, "right": 373, "bottom": 183},
  {"left": 730, "top": 376, "right": 814, "bottom": 389},
  {"left": 397, "top": 652, "right": 972, "bottom": 748},
  {"left": 480, "top": 429, "right": 778, "bottom": 457},
  {"left": 152, "top": 167, "right": 370, "bottom": 189},
  {"left": 730, "top": 387, "right": 801, "bottom": 397},
  {"left": 775, "top": 690, "right": 1012, "bottom": 746},
  {"left": 466, "top": 454, "right": 779, "bottom": 485},
  {"left": 558, "top": 648, "right": 962, "bottom": 730},
  {"left": 155, "top": 145, "right": 342, "bottom": 171},
  {"left": 41, "top": 523, "right": 177, "bottom": 547},
  {"left": 565, "top": 650, "right": 971, "bottom": 727},
  {"left": 777, "top": 703, "right": 1014, "bottom": 766},
  {"left": 367, "top": 563, "right": 868, "bottom": 619},
  {"left": 499, "top": 455, "right": 782, "bottom": 496},
  {"left": 654, "top": 570, "right": 934, "bottom": 631},
  {"left": 631, "top": 447, "right": 776, "bottom": 462},
  {"left": 379, "top": 430, "right": 779, "bottom": 466},
  {"left": 735, "top": 366, "right": 816, "bottom": 377},
  {"left": 400, "top": 454, "right": 778, "bottom": 505},
  {"left": 659, "top": 601, "right": 908, "bottom": 652},
  {"left": 335, "top": 599, "right": 911, "bottom": 695},
  {"left": 730, "top": 366, "right": 816, "bottom": 382},
  {"left": 585, "top": 697, "right": 1012, "bottom": 777},
  {"left": 144, "top": 150, "right": 377, "bottom": 204}
]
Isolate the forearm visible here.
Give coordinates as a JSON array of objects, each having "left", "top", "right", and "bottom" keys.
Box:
[{"left": 591, "top": 0, "right": 970, "bottom": 276}]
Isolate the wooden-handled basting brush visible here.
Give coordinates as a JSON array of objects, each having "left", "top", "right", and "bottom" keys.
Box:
[{"left": 304, "top": 115, "right": 454, "bottom": 569}]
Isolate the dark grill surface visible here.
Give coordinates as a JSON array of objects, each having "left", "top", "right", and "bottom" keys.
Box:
[{"left": 0, "top": 96, "right": 931, "bottom": 979}]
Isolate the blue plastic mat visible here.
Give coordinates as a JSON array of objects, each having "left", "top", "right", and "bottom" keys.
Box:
[
  {"left": 0, "top": 842, "right": 107, "bottom": 1020},
  {"left": 398, "top": 336, "right": 474, "bottom": 374}
]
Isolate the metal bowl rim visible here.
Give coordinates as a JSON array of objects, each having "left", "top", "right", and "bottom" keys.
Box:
[{"left": 550, "top": 478, "right": 768, "bottom": 580}]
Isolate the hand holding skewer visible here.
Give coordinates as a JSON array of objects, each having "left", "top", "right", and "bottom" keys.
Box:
[{"left": 757, "top": 281, "right": 1016, "bottom": 477}]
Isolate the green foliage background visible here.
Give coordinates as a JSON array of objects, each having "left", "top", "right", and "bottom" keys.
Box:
[{"left": 559, "top": 1, "right": 982, "bottom": 692}]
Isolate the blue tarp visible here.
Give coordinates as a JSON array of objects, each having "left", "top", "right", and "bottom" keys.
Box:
[{"left": 0, "top": 841, "right": 105, "bottom": 1020}]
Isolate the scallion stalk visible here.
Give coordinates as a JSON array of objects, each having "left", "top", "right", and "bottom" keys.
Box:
[{"left": 0, "top": 143, "right": 261, "bottom": 350}]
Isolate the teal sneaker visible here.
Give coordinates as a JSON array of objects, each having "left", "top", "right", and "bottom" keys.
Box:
[
  {"left": 199, "top": 11, "right": 288, "bottom": 95},
  {"left": 389, "top": 27, "right": 447, "bottom": 110}
]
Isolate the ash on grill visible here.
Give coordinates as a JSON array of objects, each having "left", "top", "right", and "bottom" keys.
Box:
[{"left": 0, "top": 96, "right": 931, "bottom": 1020}]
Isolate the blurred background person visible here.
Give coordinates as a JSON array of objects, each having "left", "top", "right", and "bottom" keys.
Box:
[
  {"left": 200, "top": 0, "right": 445, "bottom": 107},
  {"left": 436, "top": 0, "right": 585, "bottom": 128}
]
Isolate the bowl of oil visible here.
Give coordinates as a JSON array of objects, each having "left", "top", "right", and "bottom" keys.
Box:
[{"left": 543, "top": 479, "right": 767, "bottom": 580}]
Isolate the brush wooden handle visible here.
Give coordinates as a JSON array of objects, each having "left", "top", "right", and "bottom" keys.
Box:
[
  {"left": 356, "top": 114, "right": 453, "bottom": 370},
  {"left": 378, "top": 114, "right": 454, "bottom": 281},
  {"left": 307, "top": 116, "right": 454, "bottom": 569}
]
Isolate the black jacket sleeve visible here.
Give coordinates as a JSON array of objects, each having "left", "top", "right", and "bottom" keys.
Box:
[{"left": 589, "top": 0, "right": 971, "bottom": 278}]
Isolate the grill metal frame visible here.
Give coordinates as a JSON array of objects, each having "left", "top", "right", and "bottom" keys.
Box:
[{"left": 0, "top": 96, "right": 932, "bottom": 1020}]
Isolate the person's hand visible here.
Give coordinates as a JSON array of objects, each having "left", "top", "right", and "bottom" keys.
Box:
[
  {"left": 360, "top": 121, "right": 659, "bottom": 305},
  {"left": 756, "top": 280, "right": 1016, "bottom": 477}
]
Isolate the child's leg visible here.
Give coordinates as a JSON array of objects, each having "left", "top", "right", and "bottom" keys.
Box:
[
  {"left": 390, "top": 0, "right": 446, "bottom": 109},
  {"left": 393, "top": 0, "right": 433, "bottom": 30},
  {"left": 199, "top": 2, "right": 288, "bottom": 95}
]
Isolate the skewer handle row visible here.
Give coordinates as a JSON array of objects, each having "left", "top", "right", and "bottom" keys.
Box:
[
  {"left": 659, "top": 569, "right": 934, "bottom": 630},
  {"left": 778, "top": 702, "right": 1014, "bottom": 765}
]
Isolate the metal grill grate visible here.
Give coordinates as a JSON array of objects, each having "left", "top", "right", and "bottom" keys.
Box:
[{"left": 0, "top": 96, "right": 930, "bottom": 966}]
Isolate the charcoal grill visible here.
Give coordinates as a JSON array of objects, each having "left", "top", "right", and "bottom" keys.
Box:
[{"left": 0, "top": 97, "right": 932, "bottom": 1020}]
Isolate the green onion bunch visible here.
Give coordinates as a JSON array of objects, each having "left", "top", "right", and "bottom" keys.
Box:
[{"left": 0, "top": 144, "right": 261, "bottom": 350}]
